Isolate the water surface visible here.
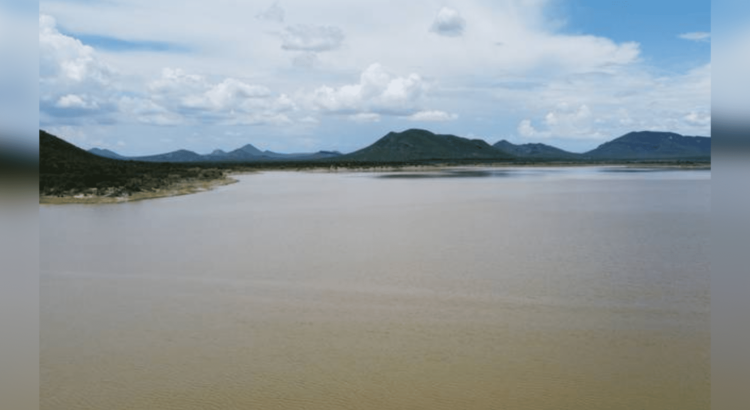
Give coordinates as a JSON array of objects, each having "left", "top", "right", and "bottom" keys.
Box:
[{"left": 41, "top": 166, "right": 710, "bottom": 410}]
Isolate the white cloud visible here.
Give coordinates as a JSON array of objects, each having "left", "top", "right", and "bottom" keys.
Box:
[
  {"left": 310, "top": 63, "right": 427, "bottom": 115},
  {"left": 516, "top": 104, "right": 597, "bottom": 140},
  {"left": 281, "top": 25, "right": 344, "bottom": 52},
  {"left": 679, "top": 32, "right": 711, "bottom": 42},
  {"left": 407, "top": 110, "right": 458, "bottom": 122},
  {"left": 684, "top": 111, "right": 711, "bottom": 127},
  {"left": 256, "top": 1, "right": 285, "bottom": 23},
  {"left": 349, "top": 113, "right": 381, "bottom": 122},
  {"left": 430, "top": 7, "right": 466, "bottom": 37},
  {"left": 228, "top": 113, "right": 292, "bottom": 126},
  {"left": 39, "top": 14, "right": 118, "bottom": 124},
  {"left": 56, "top": 94, "right": 99, "bottom": 110},
  {"left": 39, "top": 14, "right": 112, "bottom": 86},
  {"left": 148, "top": 68, "right": 206, "bottom": 94},
  {"left": 144, "top": 68, "right": 297, "bottom": 125},
  {"left": 510, "top": 64, "right": 711, "bottom": 141},
  {"left": 518, "top": 119, "right": 548, "bottom": 138},
  {"left": 543, "top": 103, "right": 594, "bottom": 136},
  {"left": 517, "top": 104, "right": 604, "bottom": 140},
  {"left": 201, "top": 79, "right": 272, "bottom": 110}
]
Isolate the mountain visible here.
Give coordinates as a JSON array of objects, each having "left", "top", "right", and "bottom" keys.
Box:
[
  {"left": 131, "top": 149, "right": 205, "bottom": 162},
  {"left": 41, "top": 130, "right": 112, "bottom": 171},
  {"left": 339, "top": 129, "right": 513, "bottom": 162},
  {"left": 237, "top": 143, "right": 263, "bottom": 156},
  {"left": 584, "top": 131, "right": 711, "bottom": 160},
  {"left": 88, "top": 148, "right": 127, "bottom": 160},
  {"left": 220, "top": 143, "right": 265, "bottom": 161},
  {"left": 493, "top": 140, "right": 580, "bottom": 159},
  {"left": 89, "top": 146, "right": 207, "bottom": 162},
  {"left": 298, "top": 150, "right": 343, "bottom": 160},
  {"left": 260, "top": 150, "right": 343, "bottom": 160},
  {"left": 86, "top": 142, "right": 342, "bottom": 163}
]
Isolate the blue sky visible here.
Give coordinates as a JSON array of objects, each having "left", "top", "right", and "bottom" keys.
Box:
[
  {"left": 34, "top": 0, "right": 711, "bottom": 155},
  {"left": 561, "top": 0, "right": 710, "bottom": 72},
  {"left": 65, "top": 33, "right": 191, "bottom": 54}
]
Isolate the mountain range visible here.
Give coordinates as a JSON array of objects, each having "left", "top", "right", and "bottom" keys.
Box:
[
  {"left": 85, "top": 129, "right": 710, "bottom": 163},
  {"left": 89, "top": 143, "right": 343, "bottom": 163}
]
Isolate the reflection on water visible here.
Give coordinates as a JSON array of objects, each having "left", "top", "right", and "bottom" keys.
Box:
[
  {"left": 598, "top": 167, "right": 709, "bottom": 174},
  {"left": 377, "top": 169, "right": 515, "bottom": 179},
  {"left": 41, "top": 167, "right": 710, "bottom": 410},
  {"left": 376, "top": 166, "right": 710, "bottom": 179}
]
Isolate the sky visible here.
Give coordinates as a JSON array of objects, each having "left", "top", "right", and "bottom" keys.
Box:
[{"left": 31, "top": 0, "right": 711, "bottom": 155}]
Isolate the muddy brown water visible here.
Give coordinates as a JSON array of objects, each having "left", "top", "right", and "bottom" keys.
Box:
[{"left": 41, "top": 167, "right": 710, "bottom": 410}]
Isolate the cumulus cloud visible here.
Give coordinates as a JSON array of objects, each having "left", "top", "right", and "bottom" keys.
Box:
[
  {"left": 679, "top": 32, "right": 711, "bottom": 42},
  {"left": 56, "top": 94, "right": 99, "bottom": 110},
  {"left": 39, "top": 14, "right": 112, "bottom": 86},
  {"left": 194, "top": 79, "right": 272, "bottom": 110},
  {"left": 518, "top": 104, "right": 597, "bottom": 139},
  {"left": 146, "top": 68, "right": 296, "bottom": 126},
  {"left": 407, "top": 110, "right": 458, "bottom": 122},
  {"left": 430, "top": 7, "right": 466, "bottom": 37},
  {"left": 148, "top": 67, "right": 206, "bottom": 94},
  {"left": 310, "top": 63, "right": 427, "bottom": 115},
  {"left": 256, "top": 1, "right": 285, "bottom": 23},
  {"left": 228, "top": 112, "right": 292, "bottom": 126},
  {"left": 281, "top": 25, "right": 344, "bottom": 52},
  {"left": 511, "top": 63, "right": 711, "bottom": 142},
  {"left": 39, "top": 14, "right": 117, "bottom": 124},
  {"left": 518, "top": 119, "right": 546, "bottom": 138},
  {"left": 544, "top": 104, "right": 593, "bottom": 133}
]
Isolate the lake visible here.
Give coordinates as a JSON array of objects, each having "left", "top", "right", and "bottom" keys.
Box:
[{"left": 40, "top": 166, "right": 710, "bottom": 410}]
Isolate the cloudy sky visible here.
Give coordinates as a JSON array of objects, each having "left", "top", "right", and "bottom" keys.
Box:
[{"left": 33, "top": 0, "right": 710, "bottom": 155}]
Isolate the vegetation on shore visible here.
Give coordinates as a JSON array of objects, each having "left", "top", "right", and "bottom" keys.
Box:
[{"left": 40, "top": 130, "right": 232, "bottom": 202}]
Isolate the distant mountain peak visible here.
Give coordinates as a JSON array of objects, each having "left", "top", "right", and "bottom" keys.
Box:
[
  {"left": 585, "top": 131, "right": 710, "bottom": 159},
  {"left": 340, "top": 129, "right": 512, "bottom": 162},
  {"left": 238, "top": 143, "right": 262, "bottom": 155},
  {"left": 492, "top": 139, "right": 579, "bottom": 159},
  {"left": 88, "top": 147, "right": 125, "bottom": 159}
]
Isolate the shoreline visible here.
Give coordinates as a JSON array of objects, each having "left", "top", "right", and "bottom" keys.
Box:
[
  {"left": 40, "top": 163, "right": 710, "bottom": 205},
  {"left": 40, "top": 177, "right": 238, "bottom": 205}
]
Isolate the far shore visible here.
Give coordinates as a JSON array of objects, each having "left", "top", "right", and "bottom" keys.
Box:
[{"left": 39, "top": 162, "right": 710, "bottom": 205}]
